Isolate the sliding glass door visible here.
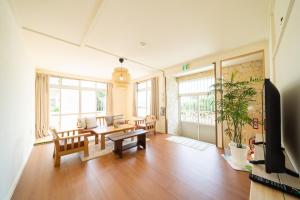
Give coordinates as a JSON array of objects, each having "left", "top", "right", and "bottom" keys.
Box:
[{"left": 178, "top": 76, "right": 216, "bottom": 143}]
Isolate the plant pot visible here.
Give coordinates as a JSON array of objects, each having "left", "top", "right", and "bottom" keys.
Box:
[{"left": 229, "top": 142, "right": 248, "bottom": 166}]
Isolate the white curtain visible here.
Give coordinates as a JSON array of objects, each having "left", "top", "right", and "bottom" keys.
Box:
[
  {"left": 106, "top": 83, "right": 113, "bottom": 115},
  {"left": 151, "top": 77, "right": 159, "bottom": 119},
  {"left": 35, "top": 73, "right": 49, "bottom": 139},
  {"left": 132, "top": 83, "right": 137, "bottom": 116}
]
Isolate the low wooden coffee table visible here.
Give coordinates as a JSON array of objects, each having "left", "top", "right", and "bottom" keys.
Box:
[
  {"left": 108, "top": 129, "right": 148, "bottom": 158},
  {"left": 81, "top": 124, "right": 136, "bottom": 150}
]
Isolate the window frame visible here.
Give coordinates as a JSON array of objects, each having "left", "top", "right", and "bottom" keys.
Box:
[
  {"left": 49, "top": 76, "right": 107, "bottom": 129},
  {"left": 136, "top": 80, "right": 151, "bottom": 117}
]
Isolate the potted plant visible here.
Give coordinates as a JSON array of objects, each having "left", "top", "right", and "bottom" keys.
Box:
[{"left": 212, "top": 72, "right": 260, "bottom": 166}]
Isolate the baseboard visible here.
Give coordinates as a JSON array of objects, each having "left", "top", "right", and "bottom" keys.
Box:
[{"left": 5, "top": 144, "right": 33, "bottom": 200}]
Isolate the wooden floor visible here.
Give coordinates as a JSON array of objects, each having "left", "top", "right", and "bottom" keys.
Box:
[{"left": 12, "top": 134, "right": 250, "bottom": 200}]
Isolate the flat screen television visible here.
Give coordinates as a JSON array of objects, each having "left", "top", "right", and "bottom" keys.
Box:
[{"left": 263, "top": 79, "right": 285, "bottom": 173}]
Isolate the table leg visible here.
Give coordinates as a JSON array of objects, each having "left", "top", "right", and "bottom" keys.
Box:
[
  {"left": 114, "top": 140, "right": 123, "bottom": 158},
  {"left": 95, "top": 134, "right": 99, "bottom": 144},
  {"left": 137, "top": 134, "right": 146, "bottom": 150},
  {"left": 101, "top": 134, "right": 105, "bottom": 150}
]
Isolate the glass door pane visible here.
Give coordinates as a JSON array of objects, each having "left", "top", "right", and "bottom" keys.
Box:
[
  {"left": 180, "top": 96, "right": 199, "bottom": 140},
  {"left": 198, "top": 94, "right": 215, "bottom": 125},
  {"left": 61, "top": 115, "right": 78, "bottom": 129},
  {"left": 81, "top": 90, "right": 96, "bottom": 113},
  {"left": 96, "top": 91, "right": 106, "bottom": 113},
  {"left": 49, "top": 88, "right": 60, "bottom": 129},
  {"left": 178, "top": 72, "right": 216, "bottom": 144},
  {"left": 61, "top": 89, "right": 79, "bottom": 114}
]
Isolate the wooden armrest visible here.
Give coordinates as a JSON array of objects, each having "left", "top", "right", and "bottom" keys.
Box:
[
  {"left": 55, "top": 128, "right": 83, "bottom": 134},
  {"left": 55, "top": 133, "right": 91, "bottom": 140},
  {"left": 145, "top": 121, "right": 155, "bottom": 125}
]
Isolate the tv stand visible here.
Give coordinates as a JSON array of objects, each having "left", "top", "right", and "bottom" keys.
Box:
[
  {"left": 253, "top": 141, "right": 265, "bottom": 145},
  {"left": 250, "top": 158, "right": 299, "bottom": 177},
  {"left": 250, "top": 160, "right": 265, "bottom": 165},
  {"left": 253, "top": 141, "right": 285, "bottom": 151},
  {"left": 250, "top": 135, "right": 300, "bottom": 200},
  {"left": 250, "top": 140, "right": 298, "bottom": 177},
  {"left": 285, "top": 168, "right": 299, "bottom": 178}
]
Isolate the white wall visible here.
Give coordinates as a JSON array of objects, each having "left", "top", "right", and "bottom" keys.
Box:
[
  {"left": 113, "top": 87, "right": 128, "bottom": 117},
  {"left": 166, "top": 76, "right": 179, "bottom": 135},
  {"left": 156, "top": 74, "right": 166, "bottom": 133},
  {"left": 269, "top": 0, "right": 300, "bottom": 173},
  {"left": 0, "top": 1, "right": 35, "bottom": 199}
]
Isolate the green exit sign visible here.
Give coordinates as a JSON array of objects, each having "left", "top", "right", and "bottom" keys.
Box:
[{"left": 182, "top": 64, "right": 189, "bottom": 71}]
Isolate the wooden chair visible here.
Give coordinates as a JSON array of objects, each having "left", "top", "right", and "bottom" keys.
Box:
[
  {"left": 137, "top": 115, "right": 156, "bottom": 135},
  {"left": 51, "top": 128, "right": 90, "bottom": 167},
  {"left": 96, "top": 115, "right": 129, "bottom": 127},
  {"left": 135, "top": 118, "right": 145, "bottom": 127},
  {"left": 96, "top": 116, "right": 107, "bottom": 126}
]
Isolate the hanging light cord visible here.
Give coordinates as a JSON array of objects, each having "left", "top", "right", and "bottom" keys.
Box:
[{"left": 119, "top": 58, "right": 124, "bottom": 80}]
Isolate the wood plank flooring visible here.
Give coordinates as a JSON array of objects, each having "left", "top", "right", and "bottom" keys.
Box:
[{"left": 12, "top": 134, "right": 250, "bottom": 200}]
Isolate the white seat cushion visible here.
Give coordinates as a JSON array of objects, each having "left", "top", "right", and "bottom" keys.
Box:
[
  {"left": 77, "top": 117, "right": 87, "bottom": 128},
  {"left": 86, "top": 117, "right": 97, "bottom": 129},
  {"left": 113, "top": 115, "right": 126, "bottom": 125},
  {"left": 105, "top": 116, "right": 114, "bottom": 126}
]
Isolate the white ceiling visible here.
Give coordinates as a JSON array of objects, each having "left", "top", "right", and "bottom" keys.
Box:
[{"left": 10, "top": 0, "right": 269, "bottom": 79}]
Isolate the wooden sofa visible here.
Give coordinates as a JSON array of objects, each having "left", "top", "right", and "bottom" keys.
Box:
[
  {"left": 51, "top": 129, "right": 90, "bottom": 167},
  {"left": 96, "top": 115, "right": 129, "bottom": 127},
  {"left": 136, "top": 115, "right": 157, "bottom": 135}
]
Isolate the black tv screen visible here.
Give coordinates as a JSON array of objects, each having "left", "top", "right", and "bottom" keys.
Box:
[{"left": 263, "top": 79, "right": 285, "bottom": 173}]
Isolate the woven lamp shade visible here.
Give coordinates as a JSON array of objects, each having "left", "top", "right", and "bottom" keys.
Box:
[{"left": 112, "top": 67, "right": 131, "bottom": 88}]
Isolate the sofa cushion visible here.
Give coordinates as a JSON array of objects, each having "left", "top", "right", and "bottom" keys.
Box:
[
  {"left": 105, "top": 116, "right": 114, "bottom": 126},
  {"left": 86, "top": 117, "right": 97, "bottom": 129},
  {"left": 77, "top": 117, "right": 87, "bottom": 128},
  {"left": 113, "top": 115, "right": 126, "bottom": 125}
]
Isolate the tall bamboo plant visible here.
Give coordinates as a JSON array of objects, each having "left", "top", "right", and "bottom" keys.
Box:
[{"left": 212, "top": 72, "right": 260, "bottom": 148}]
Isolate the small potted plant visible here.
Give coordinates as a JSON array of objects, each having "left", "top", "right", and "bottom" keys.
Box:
[{"left": 212, "top": 72, "right": 260, "bottom": 166}]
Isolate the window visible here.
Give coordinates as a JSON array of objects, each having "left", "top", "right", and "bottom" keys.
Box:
[
  {"left": 49, "top": 77, "right": 107, "bottom": 129},
  {"left": 179, "top": 77, "right": 215, "bottom": 125},
  {"left": 136, "top": 80, "right": 151, "bottom": 117}
]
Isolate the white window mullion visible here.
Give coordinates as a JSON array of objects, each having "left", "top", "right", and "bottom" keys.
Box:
[
  {"left": 146, "top": 85, "right": 148, "bottom": 116},
  {"left": 59, "top": 78, "right": 62, "bottom": 129},
  {"left": 79, "top": 80, "right": 82, "bottom": 118},
  {"left": 197, "top": 95, "right": 200, "bottom": 140}
]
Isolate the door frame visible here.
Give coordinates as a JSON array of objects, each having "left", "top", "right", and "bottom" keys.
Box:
[
  {"left": 219, "top": 50, "right": 265, "bottom": 148},
  {"left": 177, "top": 65, "right": 217, "bottom": 144}
]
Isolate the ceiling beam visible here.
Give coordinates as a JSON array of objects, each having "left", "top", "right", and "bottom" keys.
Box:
[
  {"left": 22, "top": 27, "right": 161, "bottom": 72},
  {"left": 22, "top": 27, "right": 81, "bottom": 47},
  {"left": 17, "top": 0, "right": 164, "bottom": 73},
  {"left": 85, "top": 45, "right": 160, "bottom": 71},
  {"left": 80, "top": 0, "right": 106, "bottom": 47}
]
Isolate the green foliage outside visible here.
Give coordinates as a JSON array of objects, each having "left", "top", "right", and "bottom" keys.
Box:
[
  {"left": 96, "top": 91, "right": 105, "bottom": 111},
  {"left": 52, "top": 106, "right": 59, "bottom": 112},
  {"left": 180, "top": 95, "right": 215, "bottom": 113}
]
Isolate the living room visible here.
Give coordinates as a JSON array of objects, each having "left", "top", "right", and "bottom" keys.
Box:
[{"left": 1, "top": 0, "right": 300, "bottom": 199}]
